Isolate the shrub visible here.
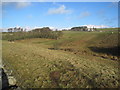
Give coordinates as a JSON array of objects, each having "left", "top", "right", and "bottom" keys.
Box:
[{"left": 2, "top": 30, "right": 63, "bottom": 41}]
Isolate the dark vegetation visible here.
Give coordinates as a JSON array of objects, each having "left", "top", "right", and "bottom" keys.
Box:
[{"left": 2, "top": 27, "right": 63, "bottom": 41}]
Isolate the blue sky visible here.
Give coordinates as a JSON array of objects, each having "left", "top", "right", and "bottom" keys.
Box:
[{"left": 2, "top": 2, "right": 118, "bottom": 30}]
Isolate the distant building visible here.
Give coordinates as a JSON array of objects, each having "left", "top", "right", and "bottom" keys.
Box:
[
  {"left": 70, "top": 26, "right": 96, "bottom": 32},
  {"left": 87, "top": 28, "right": 96, "bottom": 32}
]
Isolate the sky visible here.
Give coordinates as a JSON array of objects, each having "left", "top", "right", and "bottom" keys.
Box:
[{"left": 1, "top": 2, "right": 118, "bottom": 31}]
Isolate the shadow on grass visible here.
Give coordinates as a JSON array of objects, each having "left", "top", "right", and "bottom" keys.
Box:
[
  {"left": 88, "top": 46, "right": 119, "bottom": 56},
  {"left": 48, "top": 48, "right": 59, "bottom": 50}
]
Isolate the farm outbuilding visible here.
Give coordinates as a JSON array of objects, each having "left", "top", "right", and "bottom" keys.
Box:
[{"left": 70, "top": 26, "right": 96, "bottom": 32}]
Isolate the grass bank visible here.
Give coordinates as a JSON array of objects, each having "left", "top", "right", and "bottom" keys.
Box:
[{"left": 2, "top": 31, "right": 119, "bottom": 88}]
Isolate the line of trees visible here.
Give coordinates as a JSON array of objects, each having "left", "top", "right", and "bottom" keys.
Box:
[
  {"left": 3, "top": 27, "right": 63, "bottom": 41},
  {"left": 8, "top": 27, "right": 26, "bottom": 32}
]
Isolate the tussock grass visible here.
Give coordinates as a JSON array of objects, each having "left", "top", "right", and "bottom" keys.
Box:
[{"left": 2, "top": 31, "right": 119, "bottom": 88}]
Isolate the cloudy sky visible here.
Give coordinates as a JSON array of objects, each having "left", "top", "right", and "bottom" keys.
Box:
[{"left": 1, "top": 2, "right": 118, "bottom": 30}]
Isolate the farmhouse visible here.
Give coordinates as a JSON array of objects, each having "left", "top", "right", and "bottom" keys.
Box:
[{"left": 70, "top": 26, "right": 96, "bottom": 32}]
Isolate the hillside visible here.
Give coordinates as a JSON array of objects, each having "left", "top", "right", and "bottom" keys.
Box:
[
  {"left": 2, "top": 30, "right": 119, "bottom": 88},
  {"left": 96, "top": 28, "right": 119, "bottom": 32}
]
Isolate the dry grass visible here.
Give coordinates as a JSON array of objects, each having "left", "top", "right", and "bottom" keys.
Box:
[{"left": 2, "top": 31, "right": 119, "bottom": 88}]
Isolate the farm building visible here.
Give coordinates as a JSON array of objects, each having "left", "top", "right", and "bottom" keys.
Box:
[{"left": 70, "top": 26, "right": 96, "bottom": 32}]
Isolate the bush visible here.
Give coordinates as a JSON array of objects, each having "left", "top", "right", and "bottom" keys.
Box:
[{"left": 2, "top": 31, "right": 63, "bottom": 41}]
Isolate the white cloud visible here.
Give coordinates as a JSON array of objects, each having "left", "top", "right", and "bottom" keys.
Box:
[
  {"left": 49, "top": 26, "right": 72, "bottom": 30},
  {"left": 32, "top": 26, "right": 71, "bottom": 31},
  {"left": 49, "top": 27, "right": 58, "bottom": 30},
  {"left": 83, "top": 24, "right": 110, "bottom": 28},
  {"left": 48, "top": 5, "right": 72, "bottom": 14},
  {"left": 79, "top": 11, "right": 90, "bottom": 19},
  {"left": 16, "top": 2, "right": 31, "bottom": 8},
  {"left": 59, "top": 27, "right": 72, "bottom": 30}
]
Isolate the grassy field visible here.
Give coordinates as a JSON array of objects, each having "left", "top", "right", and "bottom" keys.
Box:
[
  {"left": 2, "top": 30, "right": 119, "bottom": 88},
  {"left": 96, "top": 28, "right": 119, "bottom": 32}
]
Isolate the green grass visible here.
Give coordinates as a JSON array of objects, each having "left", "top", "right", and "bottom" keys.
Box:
[
  {"left": 2, "top": 30, "right": 119, "bottom": 88},
  {"left": 96, "top": 28, "right": 119, "bottom": 32}
]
